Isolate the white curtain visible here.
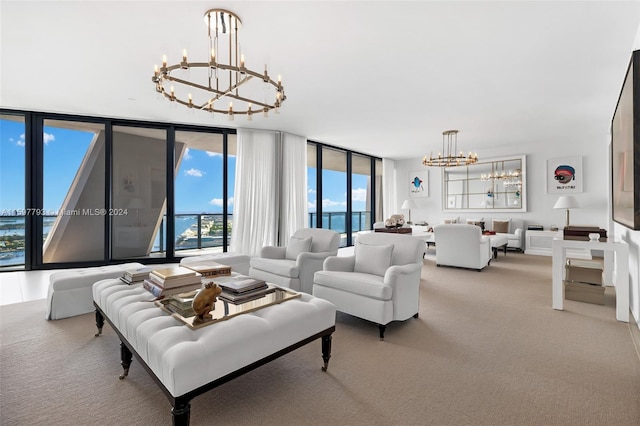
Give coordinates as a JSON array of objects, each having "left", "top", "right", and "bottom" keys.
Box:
[
  {"left": 230, "top": 129, "right": 280, "bottom": 256},
  {"left": 382, "top": 158, "right": 396, "bottom": 219},
  {"left": 279, "top": 132, "right": 308, "bottom": 244}
]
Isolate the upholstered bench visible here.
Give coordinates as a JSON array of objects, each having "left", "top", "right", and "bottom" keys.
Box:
[
  {"left": 179, "top": 252, "right": 251, "bottom": 275},
  {"left": 92, "top": 278, "right": 336, "bottom": 425},
  {"left": 489, "top": 234, "right": 509, "bottom": 259},
  {"left": 45, "top": 262, "right": 145, "bottom": 320}
]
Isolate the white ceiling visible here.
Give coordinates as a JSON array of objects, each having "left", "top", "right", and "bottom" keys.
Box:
[{"left": 1, "top": 1, "right": 639, "bottom": 160}]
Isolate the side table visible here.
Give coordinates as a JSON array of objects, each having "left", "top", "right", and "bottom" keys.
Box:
[{"left": 551, "top": 237, "right": 629, "bottom": 322}]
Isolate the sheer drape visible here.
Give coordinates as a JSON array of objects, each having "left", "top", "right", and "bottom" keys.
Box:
[
  {"left": 230, "top": 129, "right": 280, "bottom": 256},
  {"left": 280, "top": 133, "right": 308, "bottom": 244},
  {"left": 230, "top": 129, "right": 308, "bottom": 256},
  {"left": 382, "top": 158, "right": 396, "bottom": 219}
]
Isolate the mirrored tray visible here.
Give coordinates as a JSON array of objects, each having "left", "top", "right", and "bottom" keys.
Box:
[{"left": 155, "top": 284, "right": 301, "bottom": 329}]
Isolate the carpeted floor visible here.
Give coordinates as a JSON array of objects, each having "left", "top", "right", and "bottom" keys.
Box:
[{"left": 1, "top": 252, "right": 639, "bottom": 426}]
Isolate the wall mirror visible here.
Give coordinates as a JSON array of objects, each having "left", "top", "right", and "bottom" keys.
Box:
[{"left": 443, "top": 155, "right": 527, "bottom": 212}]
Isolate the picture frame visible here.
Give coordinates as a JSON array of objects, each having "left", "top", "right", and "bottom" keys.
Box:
[
  {"left": 409, "top": 170, "right": 428, "bottom": 198},
  {"left": 611, "top": 50, "right": 640, "bottom": 230},
  {"left": 117, "top": 166, "right": 139, "bottom": 196},
  {"left": 547, "top": 156, "right": 583, "bottom": 194}
]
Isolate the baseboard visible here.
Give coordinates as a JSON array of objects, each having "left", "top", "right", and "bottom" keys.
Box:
[{"left": 629, "top": 310, "right": 640, "bottom": 363}]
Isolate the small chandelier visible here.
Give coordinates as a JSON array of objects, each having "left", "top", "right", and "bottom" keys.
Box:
[
  {"left": 422, "top": 130, "right": 478, "bottom": 167},
  {"left": 151, "top": 9, "right": 286, "bottom": 120},
  {"left": 481, "top": 162, "right": 521, "bottom": 181}
]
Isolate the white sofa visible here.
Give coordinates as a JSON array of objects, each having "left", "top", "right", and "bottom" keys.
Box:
[
  {"left": 443, "top": 217, "right": 525, "bottom": 251},
  {"left": 434, "top": 224, "right": 491, "bottom": 271}
]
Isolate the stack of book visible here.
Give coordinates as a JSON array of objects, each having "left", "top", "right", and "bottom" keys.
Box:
[
  {"left": 213, "top": 275, "right": 274, "bottom": 304},
  {"left": 161, "top": 291, "right": 198, "bottom": 317},
  {"left": 143, "top": 266, "right": 202, "bottom": 298},
  {"left": 182, "top": 261, "right": 232, "bottom": 278},
  {"left": 120, "top": 267, "right": 153, "bottom": 284}
]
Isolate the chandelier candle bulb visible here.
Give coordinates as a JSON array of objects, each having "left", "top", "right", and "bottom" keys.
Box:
[{"left": 162, "top": 55, "right": 167, "bottom": 68}]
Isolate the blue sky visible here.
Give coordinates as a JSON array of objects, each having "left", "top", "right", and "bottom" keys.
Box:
[{"left": 1, "top": 118, "right": 369, "bottom": 214}]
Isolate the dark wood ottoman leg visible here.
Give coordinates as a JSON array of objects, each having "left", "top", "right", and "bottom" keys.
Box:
[
  {"left": 94, "top": 310, "right": 104, "bottom": 337},
  {"left": 321, "top": 334, "right": 332, "bottom": 371},
  {"left": 172, "top": 402, "right": 191, "bottom": 426},
  {"left": 119, "top": 342, "right": 133, "bottom": 380}
]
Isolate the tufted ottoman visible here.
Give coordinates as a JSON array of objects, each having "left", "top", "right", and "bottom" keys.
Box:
[
  {"left": 45, "top": 262, "right": 146, "bottom": 320},
  {"left": 92, "top": 278, "right": 336, "bottom": 425},
  {"left": 179, "top": 252, "right": 251, "bottom": 275},
  {"left": 489, "top": 234, "right": 509, "bottom": 260}
]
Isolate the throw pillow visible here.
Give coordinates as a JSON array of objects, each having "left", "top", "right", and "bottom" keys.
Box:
[
  {"left": 492, "top": 220, "right": 510, "bottom": 234},
  {"left": 285, "top": 236, "right": 312, "bottom": 260},
  {"left": 442, "top": 217, "right": 458, "bottom": 224},
  {"left": 354, "top": 242, "right": 394, "bottom": 277}
]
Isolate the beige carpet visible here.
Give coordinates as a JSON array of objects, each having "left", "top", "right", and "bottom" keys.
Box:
[{"left": 1, "top": 252, "right": 639, "bottom": 426}]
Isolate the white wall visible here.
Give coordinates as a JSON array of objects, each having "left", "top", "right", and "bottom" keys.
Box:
[{"left": 393, "top": 135, "right": 610, "bottom": 229}]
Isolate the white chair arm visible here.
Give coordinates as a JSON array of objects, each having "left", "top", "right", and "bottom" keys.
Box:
[
  {"left": 260, "top": 246, "right": 286, "bottom": 259},
  {"left": 323, "top": 255, "right": 355, "bottom": 272},
  {"left": 514, "top": 228, "right": 523, "bottom": 237},
  {"left": 384, "top": 263, "right": 422, "bottom": 284},
  {"left": 298, "top": 251, "right": 337, "bottom": 264}
]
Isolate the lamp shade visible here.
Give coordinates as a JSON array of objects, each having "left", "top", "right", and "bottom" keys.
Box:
[
  {"left": 553, "top": 195, "right": 578, "bottom": 210},
  {"left": 401, "top": 199, "right": 417, "bottom": 210}
]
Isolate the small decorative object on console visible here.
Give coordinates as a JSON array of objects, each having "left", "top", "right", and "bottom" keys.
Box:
[
  {"left": 192, "top": 282, "right": 222, "bottom": 324},
  {"left": 384, "top": 214, "right": 405, "bottom": 228}
]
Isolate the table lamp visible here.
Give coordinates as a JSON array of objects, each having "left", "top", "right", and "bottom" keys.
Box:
[
  {"left": 553, "top": 195, "right": 578, "bottom": 228},
  {"left": 401, "top": 199, "right": 417, "bottom": 224}
]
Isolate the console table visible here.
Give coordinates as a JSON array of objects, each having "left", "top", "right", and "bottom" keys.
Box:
[{"left": 551, "top": 237, "right": 629, "bottom": 322}]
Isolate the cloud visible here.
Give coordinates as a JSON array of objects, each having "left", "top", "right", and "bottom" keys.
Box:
[
  {"left": 206, "top": 151, "right": 222, "bottom": 157},
  {"left": 209, "top": 197, "right": 234, "bottom": 207},
  {"left": 184, "top": 168, "right": 204, "bottom": 177},
  {"left": 43, "top": 132, "right": 55, "bottom": 145},
  {"left": 352, "top": 188, "right": 367, "bottom": 202},
  {"left": 15, "top": 132, "right": 54, "bottom": 146},
  {"left": 322, "top": 198, "right": 346, "bottom": 209},
  {"left": 308, "top": 188, "right": 316, "bottom": 195},
  {"left": 308, "top": 200, "right": 317, "bottom": 209},
  {"left": 183, "top": 148, "right": 192, "bottom": 160}
]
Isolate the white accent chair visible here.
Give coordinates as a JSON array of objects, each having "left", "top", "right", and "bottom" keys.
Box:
[
  {"left": 434, "top": 224, "right": 491, "bottom": 271},
  {"left": 312, "top": 232, "right": 425, "bottom": 340},
  {"left": 249, "top": 228, "right": 340, "bottom": 294}
]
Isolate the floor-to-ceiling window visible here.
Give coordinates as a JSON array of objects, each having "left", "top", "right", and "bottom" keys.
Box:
[
  {"left": 173, "top": 130, "right": 236, "bottom": 257},
  {"left": 111, "top": 125, "right": 167, "bottom": 261},
  {"left": 307, "top": 141, "right": 381, "bottom": 247},
  {"left": 0, "top": 109, "right": 237, "bottom": 271},
  {"left": 42, "top": 120, "right": 106, "bottom": 264},
  {"left": 0, "top": 114, "right": 26, "bottom": 269}
]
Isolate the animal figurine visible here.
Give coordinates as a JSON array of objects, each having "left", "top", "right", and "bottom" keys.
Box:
[{"left": 192, "top": 282, "right": 222, "bottom": 324}]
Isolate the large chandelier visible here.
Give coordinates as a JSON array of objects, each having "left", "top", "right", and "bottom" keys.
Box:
[
  {"left": 422, "top": 130, "right": 478, "bottom": 167},
  {"left": 151, "top": 8, "right": 286, "bottom": 120}
]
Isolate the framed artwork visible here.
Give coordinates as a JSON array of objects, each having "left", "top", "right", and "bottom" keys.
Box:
[
  {"left": 611, "top": 50, "right": 640, "bottom": 230},
  {"left": 547, "top": 156, "right": 583, "bottom": 193},
  {"left": 447, "top": 196, "right": 457, "bottom": 208},
  {"left": 117, "top": 167, "right": 139, "bottom": 196},
  {"left": 409, "top": 170, "right": 428, "bottom": 198}
]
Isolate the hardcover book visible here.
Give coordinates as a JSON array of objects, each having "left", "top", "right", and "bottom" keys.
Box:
[{"left": 182, "top": 262, "right": 232, "bottom": 277}]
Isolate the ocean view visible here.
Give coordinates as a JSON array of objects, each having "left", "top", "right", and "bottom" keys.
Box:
[{"left": 0, "top": 211, "right": 368, "bottom": 267}]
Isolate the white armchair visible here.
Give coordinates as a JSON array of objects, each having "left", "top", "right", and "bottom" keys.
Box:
[
  {"left": 434, "top": 224, "right": 491, "bottom": 271},
  {"left": 249, "top": 228, "right": 340, "bottom": 294},
  {"left": 312, "top": 232, "right": 425, "bottom": 340}
]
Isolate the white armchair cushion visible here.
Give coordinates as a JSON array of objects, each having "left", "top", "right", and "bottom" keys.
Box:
[
  {"left": 285, "top": 236, "right": 312, "bottom": 260},
  {"left": 354, "top": 242, "right": 394, "bottom": 277},
  {"left": 249, "top": 258, "right": 298, "bottom": 277},
  {"left": 314, "top": 271, "right": 391, "bottom": 300}
]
